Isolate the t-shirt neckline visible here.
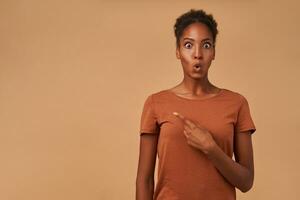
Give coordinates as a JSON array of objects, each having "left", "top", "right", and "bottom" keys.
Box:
[{"left": 165, "top": 88, "right": 225, "bottom": 101}]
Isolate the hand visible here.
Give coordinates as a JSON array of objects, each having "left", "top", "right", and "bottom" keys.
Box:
[{"left": 172, "top": 111, "right": 216, "bottom": 154}]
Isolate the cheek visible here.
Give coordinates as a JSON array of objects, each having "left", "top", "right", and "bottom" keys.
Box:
[
  {"left": 180, "top": 57, "right": 190, "bottom": 68},
  {"left": 180, "top": 50, "right": 192, "bottom": 62},
  {"left": 207, "top": 50, "right": 215, "bottom": 59},
  {"left": 201, "top": 53, "right": 214, "bottom": 63}
]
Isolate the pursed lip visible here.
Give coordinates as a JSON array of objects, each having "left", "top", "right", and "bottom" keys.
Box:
[{"left": 193, "top": 62, "right": 203, "bottom": 69}]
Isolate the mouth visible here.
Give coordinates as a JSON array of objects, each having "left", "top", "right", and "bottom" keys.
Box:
[{"left": 193, "top": 64, "right": 202, "bottom": 71}]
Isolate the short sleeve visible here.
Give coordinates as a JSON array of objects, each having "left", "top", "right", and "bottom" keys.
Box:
[
  {"left": 139, "top": 94, "right": 160, "bottom": 136},
  {"left": 234, "top": 96, "right": 256, "bottom": 134}
]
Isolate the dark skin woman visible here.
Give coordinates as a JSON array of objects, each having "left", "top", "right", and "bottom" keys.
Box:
[{"left": 136, "top": 11, "right": 254, "bottom": 200}]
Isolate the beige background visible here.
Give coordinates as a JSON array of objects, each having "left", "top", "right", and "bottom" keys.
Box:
[{"left": 1, "top": 0, "right": 299, "bottom": 199}]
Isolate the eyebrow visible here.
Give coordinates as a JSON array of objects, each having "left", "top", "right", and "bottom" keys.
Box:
[{"left": 183, "top": 37, "right": 212, "bottom": 42}]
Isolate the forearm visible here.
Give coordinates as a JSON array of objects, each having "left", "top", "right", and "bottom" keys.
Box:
[
  {"left": 136, "top": 179, "right": 154, "bottom": 200},
  {"left": 204, "top": 144, "right": 253, "bottom": 193}
]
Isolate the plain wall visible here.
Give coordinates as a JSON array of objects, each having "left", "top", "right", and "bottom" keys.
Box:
[{"left": 1, "top": 0, "right": 299, "bottom": 199}]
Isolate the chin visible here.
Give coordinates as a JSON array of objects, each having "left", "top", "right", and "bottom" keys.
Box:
[
  {"left": 187, "top": 73, "right": 204, "bottom": 80},
  {"left": 192, "top": 71, "right": 209, "bottom": 79}
]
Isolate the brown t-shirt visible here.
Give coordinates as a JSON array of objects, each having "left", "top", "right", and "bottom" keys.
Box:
[{"left": 139, "top": 88, "right": 256, "bottom": 200}]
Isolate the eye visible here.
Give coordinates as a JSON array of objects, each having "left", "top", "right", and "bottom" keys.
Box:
[
  {"left": 203, "top": 42, "right": 212, "bottom": 49},
  {"left": 184, "top": 42, "right": 192, "bottom": 49}
]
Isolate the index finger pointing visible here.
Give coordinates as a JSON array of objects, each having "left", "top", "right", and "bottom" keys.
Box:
[
  {"left": 173, "top": 111, "right": 188, "bottom": 123},
  {"left": 173, "top": 112, "right": 196, "bottom": 129},
  {"left": 172, "top": 112, "right": 184, "bottom": 120}
]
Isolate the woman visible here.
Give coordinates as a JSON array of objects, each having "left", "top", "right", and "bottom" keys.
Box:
[{"left": 136, "top": 9, "right": 256, "bottom": 200}]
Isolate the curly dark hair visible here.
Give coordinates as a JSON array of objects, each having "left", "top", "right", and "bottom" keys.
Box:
[{"left": 174, "top": 9, "right": 218, "bottom": 48}]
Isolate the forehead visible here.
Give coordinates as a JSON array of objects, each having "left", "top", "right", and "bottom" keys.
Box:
[{"left": 181, "top": 22, "right": 213, "bottom": 41}]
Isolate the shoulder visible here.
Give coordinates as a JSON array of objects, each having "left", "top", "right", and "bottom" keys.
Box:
[
  {"left": 141, "top": 90, "right": 170, "bottom": 110},
  {"left": 222, "top": 88, "right": 249, "bottom": 102},
  {"left": 146, "top": 89, "right": 171, "bottom": 101}
]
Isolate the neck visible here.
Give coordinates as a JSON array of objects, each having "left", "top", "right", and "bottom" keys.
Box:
[{"left": 180, "top": 75, "right": 215, "bottom": 95}]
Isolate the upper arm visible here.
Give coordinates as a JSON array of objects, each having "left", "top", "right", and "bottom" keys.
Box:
[
  {"left": 136, "top": 134, "right": 159, "bottom": 183},
  {"left": 234, "top": 95, "right": 256, "bottom": 175},
  {"left": 137, "top": 94, "right": 159, "bottom": 182},
  {"left": 234, "top": 130, "right": 254, "bottom": 179}
]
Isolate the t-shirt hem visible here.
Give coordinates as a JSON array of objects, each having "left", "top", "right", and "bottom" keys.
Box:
[
  {"left": 237, "top": 128, "right": 256, "bottom": 134},
  {"left": 140, "top": 129, "right": 159, "bottom": 135}
]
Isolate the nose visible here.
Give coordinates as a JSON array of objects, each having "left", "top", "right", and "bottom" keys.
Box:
[{"left": 194, "top": 46, "right": 203, "bottom": 59}]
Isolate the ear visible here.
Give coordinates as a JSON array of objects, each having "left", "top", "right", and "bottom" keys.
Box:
[{"left": 176, "top": 46, "right": 180, "bottom": 59}]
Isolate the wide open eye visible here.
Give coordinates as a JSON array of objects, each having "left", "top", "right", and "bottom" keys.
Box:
[
  {"left": 184, "top": 42, "right": 192, "bottom": 49},
  {"left": 203, "top": 42, "right": 212, "bottom": 49}
]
